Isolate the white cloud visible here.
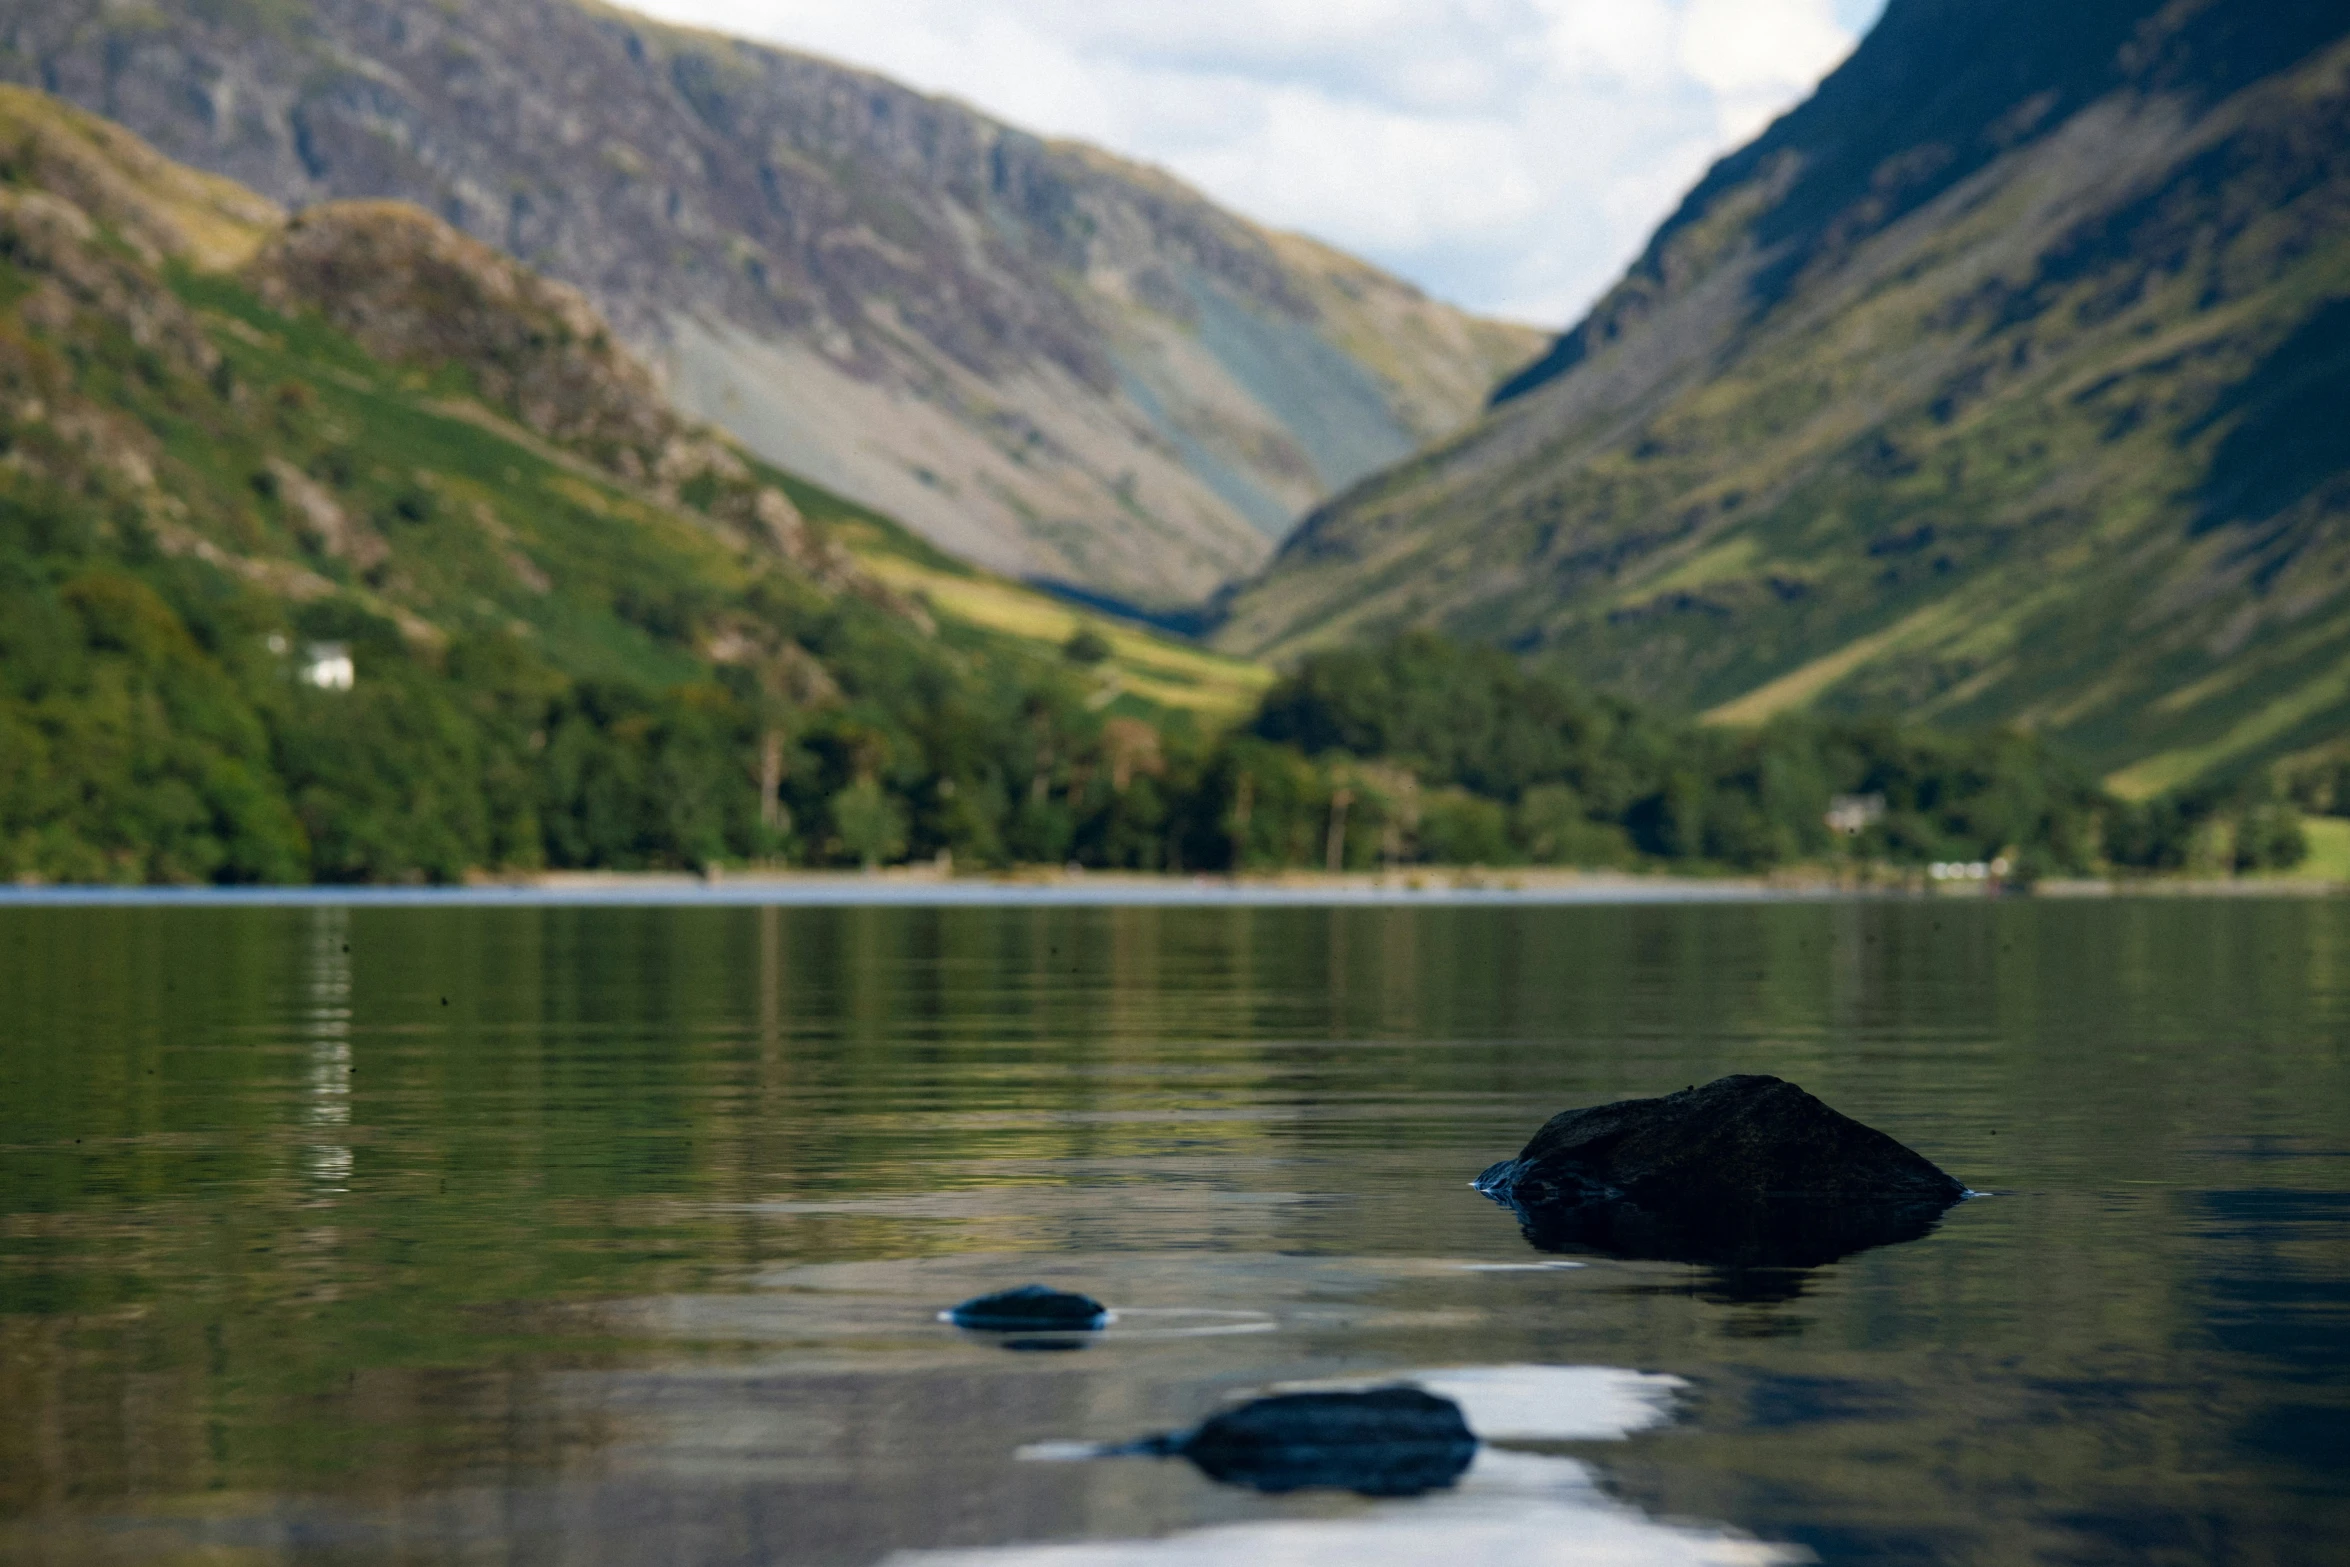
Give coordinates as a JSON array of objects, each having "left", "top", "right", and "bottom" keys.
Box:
[{"left": 620, "top": 0, "right": 1883, "bottom": 325}]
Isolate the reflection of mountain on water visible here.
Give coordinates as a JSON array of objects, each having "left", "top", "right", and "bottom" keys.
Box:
[{"left": 2189, "top": 1189, "right": 2350, "bottom": 1495}]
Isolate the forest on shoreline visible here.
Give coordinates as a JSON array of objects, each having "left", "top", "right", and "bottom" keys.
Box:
[{"left": 2, "top": 525, "right": 2309, "bottom": 887}]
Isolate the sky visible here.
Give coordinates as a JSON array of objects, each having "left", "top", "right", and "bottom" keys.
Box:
[{"left": 623, "top": 0, "right": 1889, "bottom": 327}]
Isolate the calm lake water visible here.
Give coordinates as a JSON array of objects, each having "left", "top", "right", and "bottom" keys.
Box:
[{"left": 2, "top": 901, "right": 2345, "bottom": 1566}]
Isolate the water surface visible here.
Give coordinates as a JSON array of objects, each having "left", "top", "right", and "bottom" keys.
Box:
[{"left": 2, "top": 902, "right": 2344, "bottom": 1565}]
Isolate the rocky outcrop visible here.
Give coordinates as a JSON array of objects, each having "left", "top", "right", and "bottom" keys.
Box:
[
  {"left": 0, "top": 85, "right": 277, "bottom": 270},
  {"left": 0, "top": 114, "right": 224, "bottom": 521},
  {"left": 0, "top": 186, "right": 215, "bottom": 381},
  {"left": 1137, "top": 1388, "right": 1477, "bottom": 1497},
  {"left": 261, "top": 457, "right": 387, "bottom": 572},
  {"left": 1476, "top": 1075, "right": 1966, "bottom": 1270},
  {"left": 239, "top": 196, "right": 924, "bottom": 618},
  {"left": 248, "top": 201, "right": 690, "bottom": 480},
  {"left": 0, "top": 89, "right": 239, "bottom": 381},
  {"left": 0, "top": 0, "right": 1541, "bottom": 604}
]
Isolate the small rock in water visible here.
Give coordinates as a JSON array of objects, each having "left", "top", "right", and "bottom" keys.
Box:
[
  {"left": 1148, "top": 1387, "right": 1477, "bottom": 1497},
  {"left": 948, "top": 1284, "right": 1109, "bottom": 1332},
  {"left": 1474, "top": 1074, "right": 1966, "bottom": 1270}
]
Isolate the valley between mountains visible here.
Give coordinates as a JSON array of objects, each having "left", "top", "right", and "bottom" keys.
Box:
[
  {"left": 0, "top": 0, "right": 1536, "bottom": 610},
  {"left": 1, "top": 0, "right": 2347, "bottom": 874},
  {"left": 1223, "top": 0, "right": 2350, "bottom": 793}
]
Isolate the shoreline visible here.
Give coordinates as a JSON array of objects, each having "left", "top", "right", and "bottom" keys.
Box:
[{"left": 0, "top": 867, "right": 2340, "bottom": 908}]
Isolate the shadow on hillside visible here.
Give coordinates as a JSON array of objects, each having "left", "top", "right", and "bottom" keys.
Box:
[{"left": 2192, "top": 296, "right": 2350, "bottom": 538}]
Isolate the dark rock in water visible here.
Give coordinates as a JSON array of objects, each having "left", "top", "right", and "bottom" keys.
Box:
[
  {"left": 1476, "top": 1075, "right": 1965, "bottom": 1270},
  {"left": 1480, "top": 1075, "right": 1965, "bottom": 1209},
  {"left": 1143, "top": 1387, "right": 1477, "bottom": 1497},
  {"left": 948, "top": 1284, "right": 1108, "bottom": 1332}
]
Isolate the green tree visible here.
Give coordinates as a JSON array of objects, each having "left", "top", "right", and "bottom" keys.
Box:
[
  {"left": 1062, "top": 626, "right": 1113, "bottom": 666},
  {"left": 830, "top": 777, "right": 908, "bottom": 868},
  {"left": 1514, "top": 784, "right": 1632, "bottom": 867},
  {"left": 1419, "top": 788, "right": 1513, "bottom": 866}
]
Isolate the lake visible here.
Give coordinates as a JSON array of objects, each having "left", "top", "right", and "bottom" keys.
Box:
[{"left": 2, "top": 899, "right": 2344, "bottom": 1565}]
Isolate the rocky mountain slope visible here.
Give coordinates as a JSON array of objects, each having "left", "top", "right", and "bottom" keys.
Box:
[
  {"left": 0, "top": 0, "right": 1538, "bottom": 607},
  {"left": 1221, "top": 0, "right": 2350, "bottom": 793},
  {"left": 0, "top": 83, "right": 1276, "bottom": 883}
]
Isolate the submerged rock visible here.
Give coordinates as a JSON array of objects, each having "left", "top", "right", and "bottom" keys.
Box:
[
  {"left": 947, "top": 1284, "right": 1109, "bottom": 1332},
  {"left": 1476, "top": 1075, "right": 1965, "bottom": 1270},
  {"left": 1141, "top": 1387, "right": 1477, "bottom": 1497}
]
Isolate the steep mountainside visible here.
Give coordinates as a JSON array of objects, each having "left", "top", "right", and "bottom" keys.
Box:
[
  {"left": 0, "top": 84, "right": 1280, "bottom": 883},
  {"left": 0, "top": 0, "right": 1538, "bottom": 606},
  {"left": 1221, "top": 0, "right": 2350, "bottom": 793}
]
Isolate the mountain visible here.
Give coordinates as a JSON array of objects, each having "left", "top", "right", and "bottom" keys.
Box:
[
  {"left": 0, "top": 0, "right": 1539, "bottom": 608},
  {"left": 0, "top": 82, "right": 2275, "bottom": 887},
  {"left": 0, "top": 83, "right": 1289, "bottom": 883},
  {"left": 1219, "top": 0, "right": 2350, "bottom": 794}
]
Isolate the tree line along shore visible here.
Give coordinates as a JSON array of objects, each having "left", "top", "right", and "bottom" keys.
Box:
[{"left": 3, "top": 554, "right": 2321, "bottom": 886}]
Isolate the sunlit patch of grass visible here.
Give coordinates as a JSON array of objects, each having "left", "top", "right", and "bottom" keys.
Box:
[
  {"left": 1703, "top": 600, "right": 1958, "bottom": 727},
  {"left": 2291, "top": 816, "right": 2350, "bottom": 882},
  {"left": 1618, "top": 533, "right": 1762, "bottom": 601},
  {"left": 2107, "top": 649, "right": 2350, "bottom": 800},
  {"left": 852, "top": 551, "right": 1273, "bottom": 721}
]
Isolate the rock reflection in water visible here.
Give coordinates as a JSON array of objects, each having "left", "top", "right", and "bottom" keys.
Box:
[
  {"left": 1107, "top": 1365, "right": 1682, "bottom": 1500},
  {"left": 1501, "top": 1192, "right": 1963, "bottom": 1301},
  {"left": 888, "top": 1448, "right": 1794, "bottom": 1567},
  {"left": 952, "top": 1367, "right": 1754, "bottom": 1563}
]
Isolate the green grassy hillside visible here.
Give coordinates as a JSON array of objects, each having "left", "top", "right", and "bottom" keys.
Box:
[
  {"left": 1219, "top": 0, "right": 2350, "bottom": 797},
  {"left": 0, "top": 86, "right": 1269, "bottom": 883}
]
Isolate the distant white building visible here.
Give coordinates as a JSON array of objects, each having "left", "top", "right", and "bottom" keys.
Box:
[
  {"left": 300, "top": 642, "right": 356, "bottom": 691},
  {"left": 1826, "top": 793, "right": 1887, "bottom": 835}
]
